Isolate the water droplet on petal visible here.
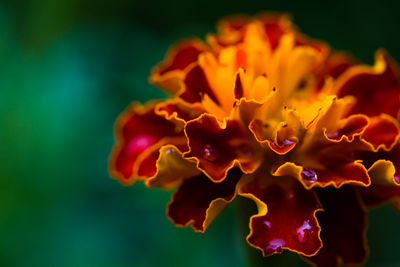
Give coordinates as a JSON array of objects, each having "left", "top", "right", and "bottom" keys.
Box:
[
  {"left": 263, "top": 220, "right": 271, "bottom": 228},
  {"left": 301, "top": 168, "right": 318, "bottom": 184},
  {"left": 326, "top": 131, "right": 340, "bottom": 140},
  {"left": 165, "top": 148, "right": 176, "bottom": 155},
  {"left": 270, "top": 139, "right": 295, "bottom": 151},
  {"left": 297, "top": 220, "right": 312, "bottom": 243},
  {"left": 281, "top": 139, "right": 295, "bottom": 146},
  {"left": 201, "top": 144, "right": 218, "bottom": 162},
  {"left": 266, "top": 238, "right": 285, "bottom": 254}
]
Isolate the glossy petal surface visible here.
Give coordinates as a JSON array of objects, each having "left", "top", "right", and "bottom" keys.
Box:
[
  {"left": 167, "top": 168, "right": 242, "bottom": 232},
  {"left": 239, "top": 172, "right": 322, "bottom": 256}
]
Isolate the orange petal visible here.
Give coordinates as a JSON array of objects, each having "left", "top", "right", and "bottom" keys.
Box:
[
  {"left": 249, "top": 107, "right": 303, "bottom": 155},
  {"left": 178, "top": 64, "right": 221, "bottom": 105},
  {"left": 206, "top": 14, "right": 250, "bottom": 49},
  {"left": 358, "top": 143, "right": 400, "bottom": 186},
  {"left": 316, "top": 52, "right": 357, "bottom": 91},
  {"left": 324, "top": 114, "right": 369, "bottom": 143},
  {"left": 257, "top": 12, "right": 294, "bottom": 50},
  {"left": 167, "top": 168, "right": 242, "bottom": 232},
  {"left": 145, "top": 145, "right": 200, "bottom": 189}
]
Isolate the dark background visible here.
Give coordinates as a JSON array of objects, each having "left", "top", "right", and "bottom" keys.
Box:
[{"left": 1, "top": 0, "right": 400, "bottom": 266}]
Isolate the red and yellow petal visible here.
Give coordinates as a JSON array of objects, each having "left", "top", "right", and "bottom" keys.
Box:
[
  {"left": 360, "top": 114, "right": 400, "bottom": 152},
  {"left": 109, "top": 102, "right": 187, "bottom": 185},
  {"left": 258, "top": 12, "right": 293, "bottom": 50},
  {"left": 184, "top": 114, "right": 263, "bottom": 182},
  {"left": 361, "top": 143, "right": 400, "bottom": 186},
  {"left": 150, "top": 39, "right": 208, "bottom": 93},
  {"left": 178, "top": 63, "right": 221, "bottom": 105},
  {"left": 145, "top": 145, "right": 200, "bottom": 189},
  {"left": 304, "top": 186, "right": 368, "bottom": 267},
  {"left": 155, "top": 98, "right": 206, "bottom": 125},
  {"left": 273, "top": 161, "right": 370, "bottom": 189},
  {"left": 316, "top": 52, "right": 357, "bottom": 91},
  {"left": 334, "top": 50, "right": 400, "bottom": 117},
  {"left": 249, "top": 106, "right": 303, "bottom": 155},
  {"left": 238, "top": 169, "right": 323, "bottom": 257},
  {"left": 358, "top": 144, "right": 400, "bottom": 209},
  {"left": 167, "top": 168, "right": 242, "bottom": 232}
]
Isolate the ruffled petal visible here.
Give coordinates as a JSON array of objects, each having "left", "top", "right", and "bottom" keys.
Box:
[
  {"left": 155, "top": 98, "right": 205, "bottom": 124},
  {"left": 238, "top": 169, "right": 323, "bottom": 256},
  {"left": 249, "top": 105, "right": 303, "bottom": 155},
  {"left": 304, "top": 186, "right": 368, "bottom": 267},
  {"left": 360, "top": 143, "right": 400, "bottom": 186},
  {"left": 150, "top": 39, "right": 208, "bottom": 93},
  {"left": 361, "top": 114, "right": 400, "bottom": 151},
  {"left": 184, "top": 114, "right": 263, "bottom": 181},
  {"left": 145, "top": 145, "right": 200, "bottom": 189},
  {"left": 358, "top": 143, "right": 400, "bottom": 209},
  {"left": 167, "top": 168, "right": 242, "bottom": 232},
  {"left": 109, "top": 102, "right": 187, "bottom": 184},
  {"left": 334, "top": 50, "right": 400, "bottom": 117},
  {"left": 273, "top": 161, "right": 370, "bottom": 189}
]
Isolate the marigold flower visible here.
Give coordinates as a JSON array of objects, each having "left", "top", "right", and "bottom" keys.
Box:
[{"left": 109, "top": 13, "right": 400, "bottom": 266}]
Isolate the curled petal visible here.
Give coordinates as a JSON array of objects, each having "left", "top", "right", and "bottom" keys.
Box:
[
  {"left": 150, "top": 39, "right": 208, "bottom": 93},
  {"left": 184, "top": 114, "right": 262, "bottom": 182},
  {"left": 273, "top": 161, "right": 370, "bottom": 189},
  {"left": 155, "top": 98, "right": 205, "bottom": 124},
  {"left": 109, "top": 102, "right": 187, "bottom": 184},
  {"left": 324, "top": 114, "right": 368, "bottom": 143},
  {"left": 360, "top": 143, "right": 400, "bottom": 186},
  {"left": 367, "top": 160, "right": 398, "bottom": 186},
  {"left": 167, "top": 168, "right": 242, "bottom": 232},
  {"left": 361, "top": 114, "right": 400, "bottom": 151},
  {"left": 238, "top": 170, "right": 323, "bottom": 256},
  {"left": 334, "top": 50, "right": 400, "bottom": 117},
  {"left": 249, "top": 107, "right": 303, "bottom": 155},
  {"left": 145, "top": 145, "right": 200, "bottom": 189},
  {"left": 179, "top": 64, "right": 221, "bottom": 105},
  {"left": 304, "top": 187, "right": 368, "bottom": 267}
]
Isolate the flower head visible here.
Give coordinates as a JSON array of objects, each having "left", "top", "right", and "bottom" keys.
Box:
[{"left": 110, "top": 13, "right": 400, "bottom": 266}]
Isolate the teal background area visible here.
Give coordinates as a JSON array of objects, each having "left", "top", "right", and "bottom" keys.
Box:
[{"left": 1, "top": 0, "right": 400, "bottom": 266}]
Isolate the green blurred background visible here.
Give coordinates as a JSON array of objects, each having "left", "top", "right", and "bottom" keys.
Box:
[{"left": 1, "top": 0, "right": 400, "bottom": 266}]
